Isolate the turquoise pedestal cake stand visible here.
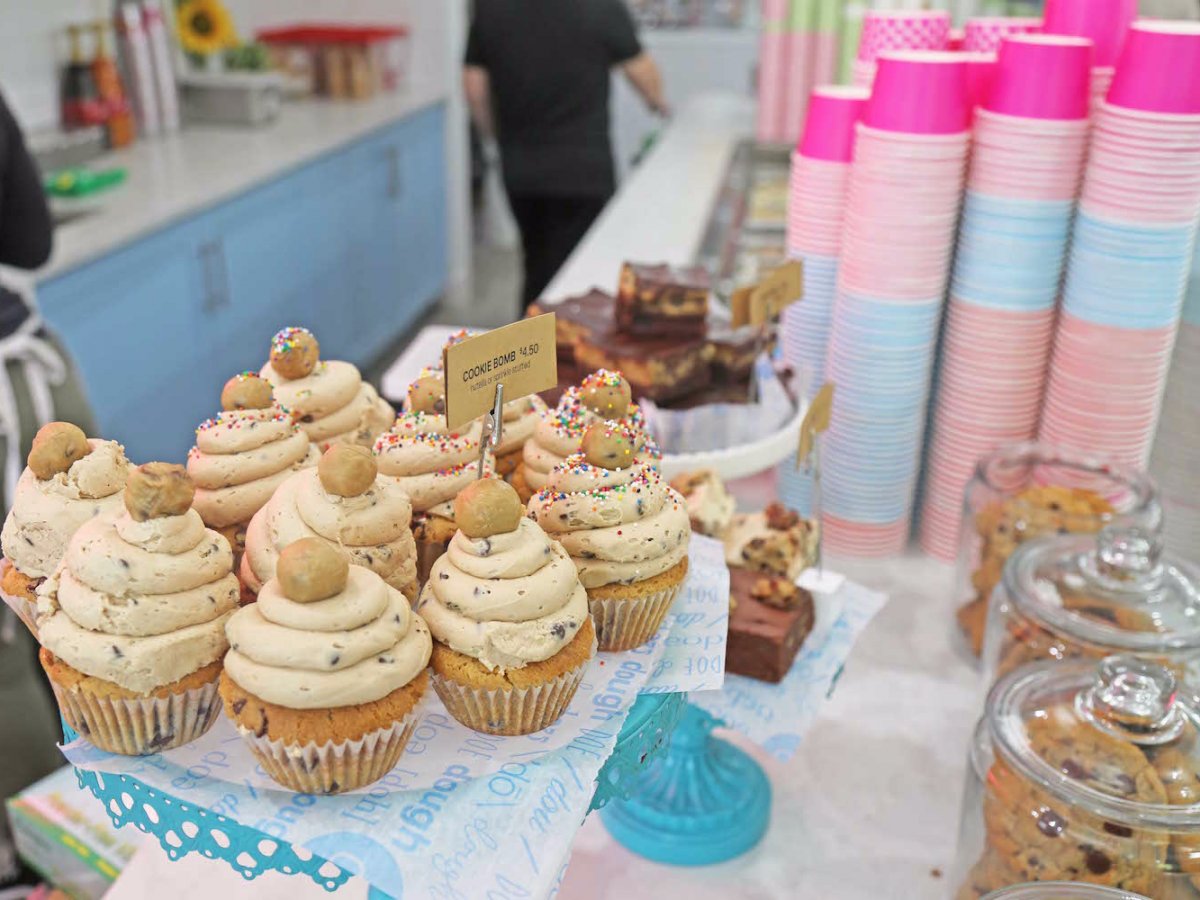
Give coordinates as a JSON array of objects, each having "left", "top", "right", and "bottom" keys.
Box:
[
  {"left": 66, "top": 691, "right": 690, "bottom": 892},
  {"left": 599, "top": 703, "right": 772, "bottom": 865}
]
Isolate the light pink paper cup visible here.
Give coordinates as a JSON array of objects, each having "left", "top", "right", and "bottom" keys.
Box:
[
  {"left": 986, "top": 35, "right": 1093, "bottom": 120},
  {"left": 784, "top": 31, "right": 816, "bottom": 143},
  {"left": 1108, "top": 21, "right": 1200, "bottom": 115},
  {"left": 756, "top": 30, "right": 790, "bottom": 142},
  {"left": 1043, "top": 0, "right": 1136, "bottom": 67},
  {"left": 864, "top": 51, "right": 971, "bottom": 135},
  {"left": 964, "top": 16, "right": 1042, "bottom": 53},
  {"left": 799, "top": 85, "right": 870, "bottom": 161},
  {"left": 859, "top": 10, "right": 952, "bottom": 62}
]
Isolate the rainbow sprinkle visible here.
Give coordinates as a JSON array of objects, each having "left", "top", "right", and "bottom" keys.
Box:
[{"left": 271, "top": 326, "right": 314, "bottom": 355}]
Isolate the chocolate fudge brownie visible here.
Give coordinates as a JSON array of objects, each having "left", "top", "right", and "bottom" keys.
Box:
[
  {"left": 533, "top": 290, "right": 617, "bottom": 364},
  {"left": 574, "top": 325, "right": 712, "bottom": 403},
  {"left": 617, "top": 262, "right": 710, "bottom": 338},
  {"left": 707, "top": 324, "right": 766, "bottom": 381},
  {"left": 727, "top": 569, "right": 815, "bottom": 683}
]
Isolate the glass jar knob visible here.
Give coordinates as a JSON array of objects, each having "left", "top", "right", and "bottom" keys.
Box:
[
  {"left": 1089, "top": 525, "right": 1164, "bottom": 588},
  {"left": 1077, "top": 656, "right": 1185, "bottom": 745}
]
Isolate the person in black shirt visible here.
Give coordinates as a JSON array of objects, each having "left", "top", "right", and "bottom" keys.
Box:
[{"left": 464, "top": 0, "right": 667, "bottom": 309}]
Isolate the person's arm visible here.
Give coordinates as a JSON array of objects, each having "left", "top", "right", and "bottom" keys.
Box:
[
  {"left": 622, "top": 53, "right": 668, "bottom": 117},
  {"left": 0, "top": 92, "right": 52, "bottom": 270},
  {"left": 463, "top": 65, "right": 495, "bottom": 140}
]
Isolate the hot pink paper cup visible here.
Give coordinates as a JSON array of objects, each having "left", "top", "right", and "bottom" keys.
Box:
[
  {"left": 986, "top": 35, "right": 1093, "bottom": 120},
  {"left": 1108, "top": 21, "right": 1200, "bottom": 115},
  {"left": 799, "top": 85, "right": 871, "bottom": 161},
  {"left": 1043, "top": 0, "right": 1136, "bottom": 67},
  {"left": 964, "top": 16, "right": 1042, "bottom": 53},
  {"left": 864, "top": 51, "right": 971, "bottom": 134},
  {"left": 959, "top": 52, "right": 999, "bottom": 110}
]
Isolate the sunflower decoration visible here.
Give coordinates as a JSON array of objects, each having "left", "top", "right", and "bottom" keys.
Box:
[{"left": 176, "top": 0, "right": 238, "bottom": 57}]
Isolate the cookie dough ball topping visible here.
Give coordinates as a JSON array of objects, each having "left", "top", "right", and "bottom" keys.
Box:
[
  {"left": 124, "top": 462, "right": 195, "bottom": 521},
  {"left": 220, "top": 371, "right": 274, "bottom": 411},
  {"left": 318, "top": 443, "right": 377, "bottom": 497},
  {"left": 270, "top": 326, "right": 320, "bottom": 380},
  {"left": 453, "top": 477, "right": 523, "bottom": 538},
  {"left": 580, "top": 369, "right": 632, "bottom": 417},
  {"left": 276, "top": 537, "right": 349, "bottom": 603},
  {"left": 407, "top": 370, "right": 445, "bottom": 415},
  {"left": 581, "top": 421, "right": 638, "bottom": 470},
  {"left": 27, "top": 422, "right": 91, "bottom": 480}
]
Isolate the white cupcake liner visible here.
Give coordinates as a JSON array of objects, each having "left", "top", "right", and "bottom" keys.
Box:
[
  {"left": 236, "top": 712, "right": 418, "bottom": 794},
  {"left": 431, "top": 645, "right": 593, "bottom": 736},
  {"left": 588, "top": 578, "right": 684, "bottom": 651},
  {"left": 49, "top": 675, "right": 222, "bottom": 756}
]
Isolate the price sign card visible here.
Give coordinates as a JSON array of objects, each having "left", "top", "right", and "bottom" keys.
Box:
[
  {"left": 443, "top": 314, "right": 557, "bottom": 429},
  {"left": 731, "top": 260, "right": 804, "bottom": 328}
]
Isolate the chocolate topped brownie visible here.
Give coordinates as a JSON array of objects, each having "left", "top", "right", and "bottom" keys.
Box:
[
  {"left": 617, "top": 262, "right": 710, "bottom": 338},
  {"left": 575, "top": 324, "right": 712, "bottom": 403},
  {"left": 707, "top": 324, "right": 768, "bottom": 381},
  {"left": 534, "top": 290, "right": 616, "bottom": 364},
  {"left": 727, "top": 568, "right": 815, "bottom": 683}
]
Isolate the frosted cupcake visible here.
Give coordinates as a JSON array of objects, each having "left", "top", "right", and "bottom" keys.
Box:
[
  {"left": 1, "top": 423, "right": 131, "bottom": 636},
  {"left": 403, "top": 368, "right": 545, "bottom": 479},
  {"left": 37, "top": 463, "right": 236, "bottom": 754},
  {"left": 374, "top": 380, "right": 491, "bottom": 583},
  {"left": 417, "top": 479, "right": 595, "bottom": 735},
  {"left": 530, "top": 423, "right": 690, "bottom": 651},
  {"left": 513, "top": 370, "right": 658, "bottom": 503},
  {"left": 240, "top": 444, "right": 418, "bottom": 602},
  {"left": 188, "top": 372, "right": 317, "bottom": 568},
  {"left": 221, "top": 538, "right": 431, "bottom": 793},
  {"left": 261, "top": 327, "right": 394, "bottom": 452}
]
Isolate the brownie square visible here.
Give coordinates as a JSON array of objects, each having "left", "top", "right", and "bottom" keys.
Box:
[
  {"left": 574, "top": 325, "right": 712, "bottom": 403},
  {"left": 726, "top": 568, "right": 815, "bottom": 683},
  {"left": 535, "top": 290, "right": 616, "bottom": 364},
  {"left": 616, "top": 262, "right": 710, "bottom": 338},
  {"left": 706, "top": 324, "right": 768, "bottom": 381}
]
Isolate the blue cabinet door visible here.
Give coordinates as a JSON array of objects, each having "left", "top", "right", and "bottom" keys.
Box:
[{"left": 38, "top": 221, "right": 211, "bottom": 464}]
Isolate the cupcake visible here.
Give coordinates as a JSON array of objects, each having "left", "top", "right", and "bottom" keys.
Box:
[
  {"left": 513, "top": 370, "right": 659, "bottom": 503},
  {"left": 403, "top": 368, "right": 545, "bottom": 480},
  {"left": 261, "top": 327, "right": 394, "bottom": 452},
  {"left": 417, "top": 479, "right": 595, "bottom": 735},
  {"left": 221, "top": 537, "right": 430, "bottom": 793},
  {"left": 37, "top": 463, "right": 236, "bottom": 754},
  {"left": 187, "top": 372, "right": 318, "bottom": 569},
  {"left": 374, "top": 383, "right": 491, "bottom": 583},
  {"left": 530, "top": 423, "right": 690, "bottom": 651},
  {"left": 1, "top": 423, "right": 131, "bottom": 636},
  {"left": 240, "top": 444, "right": 419, "bottom": 601}
]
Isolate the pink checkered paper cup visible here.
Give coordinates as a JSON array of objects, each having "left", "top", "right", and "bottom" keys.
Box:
[
  {"left": 986, "top": 35, "right": 1093, "bottom": 120},
  {"left": 964, "top": 16, "right": 1041, "bottom": 54},
  {"left": 858, "top": 10, "right": 951, "bottom": 62},
  {"left": 863, "top": 51, "right": 971, "bottom": 135},
  {"left": 1043, "top": 0, "right": 1136, "bottom": 67},
  {"left": 1107, "top": 20, "right": 1200, "bottom": 115}
]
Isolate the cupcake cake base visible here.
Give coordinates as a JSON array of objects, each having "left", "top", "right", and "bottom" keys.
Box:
[
  {"left": 494, "top": 448, "right": 523, "bottom": 478},
  {"left": 429, "top": 618, "right": 596, "bottom": 735},
  {"left": 588, "top": 558, "right": 688, "bottom": 651},
  {"left": 510, "top": 463, "right": 535, "bottom": 504},
  {"left": 219, "top": 669, "right": 429, "bottom": 794},
  {"left": 42, "top": 651, "right": 223, "bottom": 755},
  {"left": 1, "top": 559, "right": 42, "bottom": 637}
]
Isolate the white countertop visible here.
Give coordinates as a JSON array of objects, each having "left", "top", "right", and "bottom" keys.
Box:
[
  {"left": 37, "top": 81, "right": 446, "bottom": 282},
  {"left": 542, "top": 92, "right": 752, "bottom": 302}
]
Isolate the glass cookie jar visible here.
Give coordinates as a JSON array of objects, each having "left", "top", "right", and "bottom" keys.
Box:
[
  {"left": 955, "top": 442, "right": 1160, "bottom": 658},
  {"left": 954, "top": 656, "right": 1200, "bottom": 900},
  {"left": 983, "top": 884, "right": 1151, "bottom": 899},
  {"left": 981, "top": 524, "right": 1200, "bottom": 689}
]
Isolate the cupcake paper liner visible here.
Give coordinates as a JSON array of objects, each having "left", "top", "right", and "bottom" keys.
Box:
[
  {"left": 236, "top": 712, "right": 418, "bottom": 794},
  {"left": 1, "top": 586, "right": 39, "bottom": 639},
  {"left": 50, "top": 675, "right": 222, "bottom": 756},
  {"left": 589, "top": 578, "right": 684, "bottom": 652},
  {"left": 431, "top": 645, "right": 593, "bottom": 736}
]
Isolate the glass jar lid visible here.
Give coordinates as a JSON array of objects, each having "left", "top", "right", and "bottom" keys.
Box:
[
  {"left": 983, "top": 883, "right": 1151, "bottom": 899},
  {"left": 1003, "top": 524, "right": 1200, "bottom": 655},
  {"left": 987, "top": 655, "right": 1200, "bottom": 831}
]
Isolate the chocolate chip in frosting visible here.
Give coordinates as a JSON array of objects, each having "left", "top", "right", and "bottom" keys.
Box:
[
  {"left": 111, "top": 644, "right": 123, "bottom": 658},
  {"left": 550, "top": 623, "right": 567, "bottom": 639}
]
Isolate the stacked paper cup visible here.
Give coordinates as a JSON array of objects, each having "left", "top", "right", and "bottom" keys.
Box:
[
  {"left": 1151, "top": 240, "right": 1200, "bottom": 559},
  {"left": 822, "top": 52, "right": 971, "bottom": 556},
  {"left": 1042, "top": 0, "right": 1136, "bottom": 108},
  {"left": 778, "top": 86, "right": 870, "bottom": 514},
  {"left": 757, "top": 0, "right": 791, "bottom": 142},
  {"left": 920, "top": 35, "right": 1094, "bottom": 560},
  {"left": 852, "top": 10, "right": 951, "bottom": 87},
  {"left": 963, "top": 17, "right": 1041, "bottom": 54},
  {"left": 1040, "top": 22, "right": 1200, "bottom": 469},
  {"left": 782, "top": 0, "right": 815, "bottom": 144}
]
